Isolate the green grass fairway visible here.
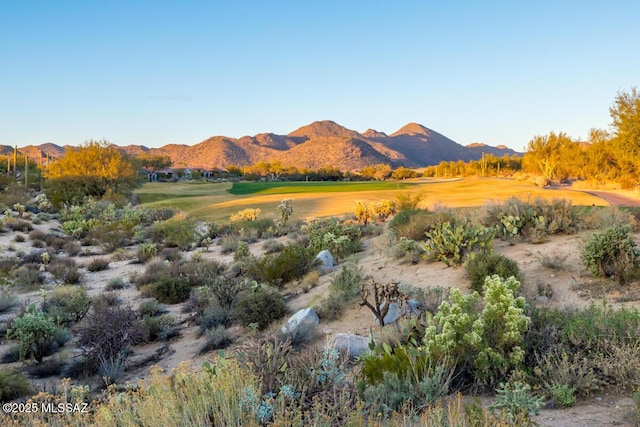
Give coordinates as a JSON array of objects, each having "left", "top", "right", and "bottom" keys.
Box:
[
  {"left": 227, "top": 181, "right": 416, "bottom": 195},
  {"left": 135, "top": 177, "right": 608, "bottom": 223}
]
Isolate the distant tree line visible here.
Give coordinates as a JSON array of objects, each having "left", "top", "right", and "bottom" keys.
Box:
[{"left": 218, "top": 161, "right": 418, "bottom": 182}]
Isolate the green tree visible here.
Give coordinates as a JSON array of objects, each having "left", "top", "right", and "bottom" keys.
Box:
[
  {"left": 610, "top": 87, "right": 640, "bottom": 157},
  {"left": 45, "top": 140, "right": 142, "bottom": 205},
  {"left": 138, "top": 154, "right": 172, "bottom": 181}
]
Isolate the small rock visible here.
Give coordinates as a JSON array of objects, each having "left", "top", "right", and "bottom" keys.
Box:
[{"left": 332, "top": 333, "right": 370, "bottom": 360}]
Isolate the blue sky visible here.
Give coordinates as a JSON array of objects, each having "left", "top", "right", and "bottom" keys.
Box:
[{"left": 2, "top": 1, "right": 639, "bottom": 151}]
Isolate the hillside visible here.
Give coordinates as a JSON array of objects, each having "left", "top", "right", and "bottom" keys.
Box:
[{"left": 5, "top": 121, "right": 520, "bottom": 171}]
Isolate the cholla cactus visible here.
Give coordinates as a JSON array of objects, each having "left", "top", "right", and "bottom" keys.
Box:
[{"left": 277, "top": 199, "right": 294, "bottom": 226}]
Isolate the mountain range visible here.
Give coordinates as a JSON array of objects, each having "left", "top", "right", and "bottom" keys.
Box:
[{"left": 2, "top": 121, "right": 519, "bottom": 171}]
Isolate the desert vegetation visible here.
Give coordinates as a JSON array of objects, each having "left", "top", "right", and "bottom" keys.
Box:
[{"left": 0, "top": 174, "right": 640, "bottom": 426}]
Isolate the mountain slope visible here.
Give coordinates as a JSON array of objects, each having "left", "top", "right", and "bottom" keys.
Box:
[{"left": 7, "top": 121, "right": 520, "bottom": 170}]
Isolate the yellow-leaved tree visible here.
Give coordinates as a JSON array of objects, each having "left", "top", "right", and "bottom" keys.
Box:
[{"left": 45, "top": 140, "right": 142, "bottom": 206}]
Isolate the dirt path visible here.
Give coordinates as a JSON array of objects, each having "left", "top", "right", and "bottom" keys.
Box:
[{"left": 582, "top": 190, "right": 640, "bottom": 207}]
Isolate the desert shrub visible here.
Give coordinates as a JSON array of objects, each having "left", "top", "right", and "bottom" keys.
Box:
[
  {"left": 262, "top": 238, "right": 284, "bottom": 254},
  {"left": 230, "top": 208, "right": 261, "bottom": 223},
  {"left": 483, "top": 197, "right": 548, "bottom": 243},
  {"left": 7, "top": 306, "right": 61, "bottom": 363},
  {"left": 41, "top": 286, "right": 91, "bottom": 324},
  {"left": 234, "top": 241, "right": 251, "bottom": 261},
  {"left": 595, "top": 342, "right": 640, "bottom": 389},
  {"left": 158, "top": 247, "right": 182, "bottom": 262},
  {"left": 136, "top": 242, "right": 158, "bottom": 263},
  {"left": 424, "top": 220, "right": 494, "bottom": 266},
  {"left": 44, "top": 234, "right": 66, "bottom": 250},
  {"left": 13, "top": 234, "right": 25, "bottom": 243},
  {"left": 49, "top": 261, "right": 82, "bottom": 285},
  {"left": 361, "top": 364, "right": 450, "bottom": 415},
  {"left": 549, "top": 383, "right": 576, "bottom": 408},
  {"left": 587, "top": 206, "right": 637, "bottom": 230},
  {"left": 299, "top": 270, "right": 319, "bottom": 290},
  {"left": 26, "top": 358, "right": 63, "bottom": 378},
  {"left": 303, "top": 218, "right": 362, "bottom": 260},
  {"left": 138, "top": 300, "right": 168, "bottom": 317},
  {"left": 248, "top": 243, "right": 314, "bottom": 288},
  {"left": 77, "top": 305, "right": 146, "bottom": 371},
  {"left": 532, "top": 350, "right": 601, "bottom": 396},
  {"left": 235, "top": 286, "right": 287, "bottom": 330},
  {"left": 31, "top": 239, "right": 46, "bottom": 248},
  {"left": 353, "top": 200, "right": 374, "bottom": 225},
  {"left": 0, "top": 286, "right": 18, "bottom": 313},
  {"left": 198, "top": 326, "right": 233, "bottom": 355},
  {"left": 143, "top": 314, "right": 178, "bottom": 342},
  {"left": 236, "top": 333, "right": 293, "bottom": 395},
  {"left": 86, "top": 257, "right": 110, "bottom": 272},
  {"left": 315, "top": 292, "right": 346, "bottom": 321},
  {"left": 29, "top": 229, "right": 47, "bottom": 241},
  {"left": 63, "top": 240, "right": 81, "bottom": 256},
  {"left": 395, "top": 191, "right": 426, "bottom": 212},
  {"left": 424, "top": 276, "right": 529, "bottom": 388},
  {"left": 106, "top": 277, "right": 127, "bottom": 290},
  {"left": 151, "top": 215, "right": 197, "bottom": 249},
  {"left": 14, "top": 266, "right": 44, "bottom": 288},
  {"left": 219, "top": 233, "right": 240, "bottom": 254},
  {"left": 5, "top": 218, "right": 33, "bottom": 232},
  {"left": 371, "top": 199, "right": 397, "bottom": 222},
  {"left": 537, "top": 253, "right": 568, "bottom": 270},
  {"left": 537, "top": 198, "right": 582, "bottom": 235},
  {"left": 330, "top": 262, "right": 364, "bottom": 299},
  {"left": 92, "top": 292, "right": 122, "bottom": 311},
  {"left": 489, "top": 381, "right": 544, "bottom": 425},
  {"left": 151, "top": 276, "right": 192, "bottom": 304},
  {"left": 0, "top": 345, "right": 21, "bottom": 364},
  {"left": 0, "top": 369, "right": 32, "bottom": 402},
  {"left": 466, "top": 252, "right": 522, "bottom": 293},
  {"left": 197, "top": 305, "right": 230, "bottom": 335},
  {"left": 390, "top": 236, "right": 425, "bottom": 263},
  {"left": 389, "top": 209, "right": 457, "bottom": 241},
  {"left": 581, "top": 225, "right": 639, "bottom": 284}
]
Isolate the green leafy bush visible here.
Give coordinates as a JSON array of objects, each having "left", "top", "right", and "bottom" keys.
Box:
[
  {"left": 7, "top": 306, "right": 61, "bottom": 363},
  {"left": 151, "top": 214, "right": 197, "bottom": 249},
  {"left": 424, "top": 220, "right": 494, "bottom": 266},
  {"left": 136, "top": 242, "right": 158, "bottom": 263},
  {"left": 303, "top": 218, "right": 362, "bottom": 259},
  {"left": 249, "top": 243, "right": 314, "bottom": 288},
  {"left": 0, "top": 369, "right": 32, "bottom": 402},
  {"left": 42, "top": 286, "right": 92, "bottom": 324},
  {"left": 581, "top": 225, "right": 640, "bottom": 284},
  {"left": 390, "top": 237, "right": 424, "bottom": 263},
  {"left": 151, "top": 276, "right": 192, "bottom": 304},
  {"left": 489, "top": 381, "right": 544, "bottom": 425},
  {"left": 235, "top": 287, "right": 286, "bottom": 331},
  {"left": 424, "top": 276, "right": 530, "bottom": 387},
  {"left": 329, "top": 262, "right": 363, "bottom": 299},
  {"left": 549, "top": 383, "right": 576, "bottom": 408},
  {"left": 466, "top": 252, "right": 521, "bottom": 293},
  {"left": 143, "top": 314, "right": 178, "bottom": 342}
]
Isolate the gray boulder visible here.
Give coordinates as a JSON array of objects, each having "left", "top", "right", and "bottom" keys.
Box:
[
  {"left": 316, "top": 250, "right": 334, "bottom": 269},
  {"left": 332, "top": 333, "right": 370, "bottom": 360},
  {"left": 374, "top": 302, "right": 401, "bottom": 326},
  {"left": 374, "top": 299, "right": 423, "bottom": 326},
  {"left": 281, "top": 308, "right": 319, "bottom": 343}
]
